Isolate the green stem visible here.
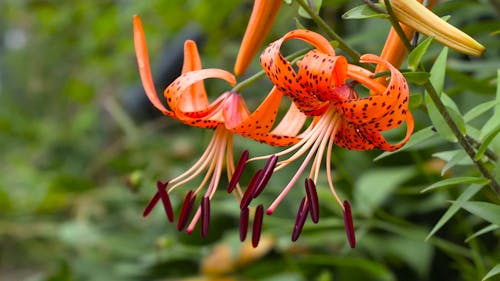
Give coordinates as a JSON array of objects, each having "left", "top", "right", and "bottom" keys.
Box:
[
  {"left": 295, "top": 0, "right": 361, "bottom": 62},
  {"left": 383, "top": 0, "right": 412, "bottom": 50},
  {"left": 424, "top": 83, "right": 500, "bottom": 195},
  {"left": 231, "top": 71, "right": 266, "bottom": 93}
]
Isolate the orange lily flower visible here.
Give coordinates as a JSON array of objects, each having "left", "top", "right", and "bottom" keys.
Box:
[
  {"left": 134, "top": 16, "right": 308, "bottom": 245},
  {"left": 255, "top": 30, "right": 414, "bottom": 246},
  {"left": 234, "top": 0, "right": 282, "bottom": 76}
]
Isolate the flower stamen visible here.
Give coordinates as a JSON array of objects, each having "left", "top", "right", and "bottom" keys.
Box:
[
  {"left": 292, "top": 197, "right": 309, "bottom": 242},
  {"left": 177, "top": 190, "right": 196, "bottom": 231},
  {"left": 305, "top": 178, "right": 319, "bottom": 223},
  {"left": 252, "top": 204, "right": 264, "bottom": 248},
  {"left": 240, "top": 207, "right": 250, "bottom": 242},
  {"left": 343, "top": 200, "right": 356, "bottom": 248}
]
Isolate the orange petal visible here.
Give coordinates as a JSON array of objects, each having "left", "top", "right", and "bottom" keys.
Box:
[
  {"left": 296, "top": 50, "right": 348, "bottom": 101},
  {"left": 357, "top": 110, "right": 414, "bottom": 151},
  {"left": 133, "top": 15, "right": 173, "bottom": 116},
  {"left": 234, "top": 0, "right": 282, "bottom": 76},
  {"left": 337, "top": 54, "right": 409, "bottom": 131},
  {"left": 230, "top": 87, "right": 301, "bottom": 146},
  {"left": 164, "top": 69, "right": 236, "bottom": 128},
  {"left": 260, "top": 30, "right": 336, "bottom": 115},
  {"left": 222, "top": 93, "right": 250, "bottom": 130},
  {"left": 271, "top": 102, "right": 307, "bottom": 137},
  {"left": 334, "top": 121, "right": 376, "bottom": 150},
  {"left": 165, "top": 68, "right": 235, "bottom": 111},
  {"left": 179, "top": 40, "right": 209, "bottom": 112},
  {"left": 347, "top": 64, "right": 386, "bottom": 94}
]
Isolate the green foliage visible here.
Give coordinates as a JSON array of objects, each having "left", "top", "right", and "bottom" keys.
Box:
[{"left": 1, "top": 0, "right": 499, "bottom": 280}]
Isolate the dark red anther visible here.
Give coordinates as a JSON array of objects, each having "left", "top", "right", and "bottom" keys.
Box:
[
  {"left": 227, "top": 150, "right": 249, "bottom": 193},
  {"left": 177, "top": 190, "right": 196, "bottom": 231},
  {"left": 240, "top": 170, "right": 262, "bottom": 210},
  {"left": 343, "top": 200, "right": 356, "bottom": 248},
  {"left": 292, "top": 197, "right": 309, "bottom": 242},
  {"left": 240, "top": 207, "right": 250, "bottom": 241},
  {"left": 305, "top": 178, "right": 319, "bottom": 224},
  {"left": 155, "top": 181, "right": 174, "bottom": 222},
  {"left": 252, "top": 155, "right": 278, "bottom": 198},
  {"left": 201, "top": 196, "right": 210, "bottom": 238},
  {"left": 252, "top": 204, "right": 264, "bottom": 248},
  {"left": 143, "top": 180, "right": 169, "bottom": 218}
]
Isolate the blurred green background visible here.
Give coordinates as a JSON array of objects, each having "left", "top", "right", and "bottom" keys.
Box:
[{"left": 0, "top": 0, "right": 499, "bottom": 281}]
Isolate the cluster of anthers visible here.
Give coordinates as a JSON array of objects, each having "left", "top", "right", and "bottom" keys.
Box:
[{"left": 133, "top": 12, "right": 413, "bottom": 248}]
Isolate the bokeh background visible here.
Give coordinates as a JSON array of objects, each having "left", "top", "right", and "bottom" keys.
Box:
[{"left": 0, "top": 1, "right": 499, "bottom": 280}]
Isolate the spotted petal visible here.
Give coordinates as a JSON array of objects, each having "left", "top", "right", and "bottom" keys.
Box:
[
  {"left": 164, "top": 69, "right": 236, "bottom": 128},
  {"left": 338, "top": 54, "right": 409, "bottom": 132},
  {"left": 229, "top": 87, "right": 304, "bottom": 146},
  {"left": 260, "top": 30, "right": 336, "bottom": 115}
]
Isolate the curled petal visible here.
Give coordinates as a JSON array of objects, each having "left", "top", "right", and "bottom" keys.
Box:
[
  {"left": 260, "top": 30, "right": 335, "bottom": 115},
  {"left": 296, "top": 51, "right": 348, "bottom": 102},
  {"left": 339, "top": 54, "right": 409, "bottom": 131},
  {"left": 178, "top": 40, "right": 209, "bottom": 113},
  {"left": 234, "top": 0, "right": 282, "bottom": 76},
  {"left": 164, "top": 69, "right": 236, "bottom": 128},
  {"left": 133, "top": 15, "right": 173, "bottom": 116},
  {"left": 357, "top": 110, "right": 415, "bottom": 151}
]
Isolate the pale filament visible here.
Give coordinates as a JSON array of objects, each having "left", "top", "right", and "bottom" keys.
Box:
[
  {"left": 267, "top": 106, "right": 339, "bottom": 214},
  {"left": 326, "top": 123, "right": 344, "bottom": 210},
  {"left": 168, "top": 126, "right": 224, "bottom": 192},
  {"left": 186, "top": 128, "right": 231, "bottom": 233}
]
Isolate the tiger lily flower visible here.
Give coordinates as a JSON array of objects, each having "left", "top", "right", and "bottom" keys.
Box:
[
  {"left": 134, "top": 15, "right": 306, "bottom": 244},
  {"left": 384, "top": 0, "right": 485, "bottom": 56},
  {"left": 234, "top": 0, "right": 282, "bottom": 76},
  {"left": 256, "top": 30, "right": 414, "bottom": 246}
]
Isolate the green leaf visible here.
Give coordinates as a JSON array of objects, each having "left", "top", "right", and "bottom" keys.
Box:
[
  {"left": 298, "top": 0, "right": 322, "bottom": 19},
  {"left": 408, "top": 37, "right": 434, "bottom": 71},
  {"left": 482, "top": 264, "right": 500, "bottom": 281},
  {"left": 425, "top": 93, "right": 456, "bottom": 142},
  {"left": 465, "top": 224, "right": 499, "bottom": 242},
  {"left": 426, "top": 185, "right": 483, "bottom": 240},
  {"left": 429, "top": 47, "right": 448, "bottom": 96},
  {"left": 422, "top": 177, "right": 489, "bottom": 193},
  {"left": 446, "top": 104, "right": 467, "bottom": 135},
  {"left": 342, "top": 4, "right": 388, "bottom": 19},
  {"left": 354, "top": 167, "right": 415, "bottom": 216},
  {"left": 481, "top": 70, "right": 500, "bottom": 137},
  {"left": 425, "top": 92, "right": 465, "bottom": 142},
  {"left": 461, "top": 201, "right": 500, "bottom": 226},
  {"left": 475, "top": 124, "right": 500, "bottom": 160},
  {"left": 403, "top": 72, "right": 430, "bottom": 85},
  {"left": 464, "top": 100, "right": 497, "bottom": 122},
  {"left": 409, "top": 93, "right": 423, "bottom": 109},
  {"left": 440, "top": 150, "right": 468, "bottom": 176},
  {"left": 375, "top": 126, "right": 436, "bottom": 160}
]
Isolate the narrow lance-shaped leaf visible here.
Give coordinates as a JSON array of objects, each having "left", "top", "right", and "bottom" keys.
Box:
[
  {"left": 408, "top": 36, "right": 434, "bottom": 71},
  {"left": 422, "top": 177, "right": 489, "bottom": 193},
  {"left": 426, "top": 184, "right": 483, "bottom": 240},
  {"left": 461, "top": 201, "right": 500, "bottom": 226},
  {"left": 482, "top": 264, "right": 500, "bottom": 281}
]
